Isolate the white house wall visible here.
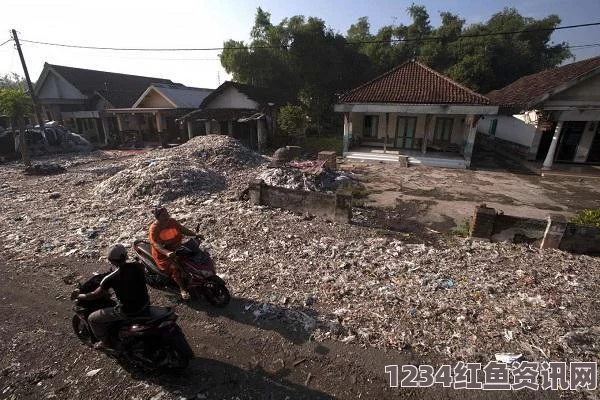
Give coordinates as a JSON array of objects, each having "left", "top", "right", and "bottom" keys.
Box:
[
  {"left": 477, "top": 115, "right": 537, "bottom": 147},
  {"left": 205, "top": 87, "right": 258, "bottom": 109},
  {"left": 549, "top": 72, "right": 600, "bottom": 104},
  {"left": 38, "top": 72, "right": 86, "bottom": 101},
  {"left": 138, "top": 89, "right": 173, "bottom": 108}
]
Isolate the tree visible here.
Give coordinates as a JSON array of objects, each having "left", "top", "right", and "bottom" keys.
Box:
[
  {"left": 0, "top": 86, "right": 32, "bottom": 166},
  {"left": 278, "top": 104, "right": 306, "bottom": 136},
  {"left": 0, "top": 73, "right": 26, "bottom": 89}
]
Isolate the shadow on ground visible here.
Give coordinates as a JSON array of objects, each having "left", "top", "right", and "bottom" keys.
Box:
[{"left": 118, "top": 355, "right": 332, "bottom": 399}]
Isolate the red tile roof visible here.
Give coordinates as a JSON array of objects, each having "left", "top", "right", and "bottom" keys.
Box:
[
  {"left": 339, "top": 60, "right": 490, "bottom": 105},
  {"left": 487, "top": 56, "right": 600, "bottom": 108}
]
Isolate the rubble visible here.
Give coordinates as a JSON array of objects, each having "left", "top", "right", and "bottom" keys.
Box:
[
  {"left": 0, "top": 136, "right": 599, "bottom": 368},
  {"left": 258, "top": 162, "right": 358, "bottom": 192}
]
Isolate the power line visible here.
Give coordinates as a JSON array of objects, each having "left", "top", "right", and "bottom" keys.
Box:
[
  {"left": 18, "top": 21, "right": 600, "bottom": 52},
  {"left": 0, "top": 38, "right": 12, "bottom": 47}
]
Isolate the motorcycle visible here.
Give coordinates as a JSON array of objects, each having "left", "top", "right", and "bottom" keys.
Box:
[
  {"left": 71, "top": 270, "right": 194, "bottom": 372},
  {"left": 133, "top": 234, "right": 231, "bottom": 307}
]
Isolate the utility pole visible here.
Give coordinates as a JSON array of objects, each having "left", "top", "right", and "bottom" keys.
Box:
[{"left": 12, "top": 29, "right": 48, "bottom": 145}]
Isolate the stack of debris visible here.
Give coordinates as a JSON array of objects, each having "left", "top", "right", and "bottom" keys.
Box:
[
  {"left": 12, "top": 123, "right": 93, "bottom": 156},
  {"left": 258, "top": 160, "right": 357, "bottom": 192}
]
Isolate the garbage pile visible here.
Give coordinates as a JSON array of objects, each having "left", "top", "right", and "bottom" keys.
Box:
[
  {"left": 1, "top": 141, "right": 599, "bottom": 367},
  {"left": 166, "top": 135, "right": 267, "bottom": 171},
  {"left": 258, "top": 160, "right": 357, "bottom": 192},
  {"left": 95, "top": 157, "right": 227, "bottom": 203},
  {"left": 8, "top": 122, "right": 93, "bottom": 157}
]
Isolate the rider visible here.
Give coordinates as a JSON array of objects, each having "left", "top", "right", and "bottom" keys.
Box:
[
  {"left": 149, "top": 206, "right": 200, "bottom": 300},
  {"left": 71, "top": 244, "right": 150, "bottom": 350}
]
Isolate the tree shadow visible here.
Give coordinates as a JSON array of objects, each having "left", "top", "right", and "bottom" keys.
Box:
[
  {"left": 185, "top": 296, "right": 339, "bottom": 346},
  {"left": 116, "top": 355, "right": 333, "bottom": 399}
]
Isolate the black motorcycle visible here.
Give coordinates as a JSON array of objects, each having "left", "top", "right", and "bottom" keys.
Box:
[{"left": 71, "top": 270, "right": 193, "bottom": 372}]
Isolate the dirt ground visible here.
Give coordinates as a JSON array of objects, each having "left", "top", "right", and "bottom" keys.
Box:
[
  {"left": 0, "top": 257, "right": 569, "bottom": 400},
  {"left": 341, "top": 155, "right": 600, "bottom": 233}
]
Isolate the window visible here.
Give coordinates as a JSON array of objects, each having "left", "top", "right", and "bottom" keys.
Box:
[
  {"left": 363, "top": 115, "right": 378, "bottom": 137},
  {"left": 488, "top": 119, "right": 498, "bottom": 136},
  {"left": 434, "top": 117, "right": 454, "bottom": 142}
]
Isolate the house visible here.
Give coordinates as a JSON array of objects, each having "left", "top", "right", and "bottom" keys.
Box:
[
  {"left": 479, "top": 56, "right": 600, "bottom": 169},
  {"left": 34, "top": 63, "right": 201, "bottom": 144},
  {"left": 334, "top": 60, "right": 498, "bottom": 168},
  {"left": 178, "top": 81, "right": 290, "bottom": 151},
  {"left": 105, "top": 83, "right": 212, "bottom": 144}
]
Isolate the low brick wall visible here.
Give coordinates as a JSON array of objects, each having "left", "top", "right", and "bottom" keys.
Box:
[
  {"left": 470, "top": 204, "right": 600, "bottom": 255},
  {"left": 248, "top": 180, "right": 352, "bottom": 223}
]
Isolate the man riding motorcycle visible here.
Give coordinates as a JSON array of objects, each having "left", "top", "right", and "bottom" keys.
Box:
[
  {"left": 71, "top": 244, "right": 150, "bottom": 351},
  {"left": 149, "top": 206, "right": 201, "bottom": 300}
]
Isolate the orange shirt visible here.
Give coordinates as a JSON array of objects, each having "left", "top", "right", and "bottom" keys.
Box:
[{"left": 149, "top": 218, "right": 184, "bottom": 271}]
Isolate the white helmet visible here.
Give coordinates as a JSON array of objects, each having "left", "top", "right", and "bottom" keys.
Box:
[{"left": 107, "top": 244, "right": 127, "bottom": 263}]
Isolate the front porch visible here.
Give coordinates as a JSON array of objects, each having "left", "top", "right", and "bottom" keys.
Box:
[{"left": 344, "top": 147, "right": 467, "bottom": 168}]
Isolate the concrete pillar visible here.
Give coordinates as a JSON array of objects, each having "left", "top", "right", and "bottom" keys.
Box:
[
  {"left": 257, "top": 119, "right": 266, "bottom": 152},
  {"left": 542, "top": 121, "right": 564, "bottom": 170},
  {"left": 187, "top": 120, "right": 194, "bottom": 140},
  {"left": 343, "top": 113, "right": 349, "bottom": 154},
  {"left": 204, "top": 121, "right": 211, "bottom": 135},
  {"left": 422, "top": 115, "right": 431, "bottom": 154},
  {"left": 91, "top": 118, "right": 100, "bottom": 143},
  {"left": 155, "top": 113, "right": 165, "bottom": 147},
  {"left": 101, "top": 117, "right": 110, "bottom": 145},
  {"left": 383, "top": 112, "right": 389, "bottom": 153},
  {"left": 116, "top": 114, "right": 124, "bottom": 132},
  {"left": 228, "top": 120, "right": 233, "bottom": 136},
  {"left": 463, "top": 117, "right": 478, "bottom": 168}
]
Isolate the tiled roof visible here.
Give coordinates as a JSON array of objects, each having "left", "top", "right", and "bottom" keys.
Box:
[
  {"left": 339, "top": 60, "right": 490, "bottom": 105},
  {"left": 200, "top": 81, "right": 293, "bottom": 108},
  {"left": 151, "top": 84, "right": 213, "bottom": 108},
  {"left": 487, "top": 56, "right": 600, "bottom": 108},
  {"left": 45, "top": 63, "right": 175, "bottom": 108}
]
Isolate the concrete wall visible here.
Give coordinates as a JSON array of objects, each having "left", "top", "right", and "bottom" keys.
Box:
[
  {"left": 351, "top": 112, "right": 464, "bottom": 145},
  {"left": 205, "top": 86, "right": 258, "bottom": 109},
  {"left": 470, "top": 205, "right": 600, "bottom": 255},
  {"left": 551, "top": 72, "right": 600, "bottom": 103},
  {"left": 247, "top": 180, "right": 352, "bottom": 223},
  {"left": 477, "top": 114, "right": 537, "bottom": 148}
]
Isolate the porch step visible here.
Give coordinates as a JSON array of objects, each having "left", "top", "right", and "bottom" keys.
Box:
[{"left": 344, "top": 152, "right": 466, "bottom": 169}]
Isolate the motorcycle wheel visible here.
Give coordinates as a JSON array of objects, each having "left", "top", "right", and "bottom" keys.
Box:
[
  {"left": 202, "top": 280, "right": 231, "bottom": 307},
  {"left": 71, "top": 315, "right": 93, "bottom": 344},
  {"left": 163, "top": 329, "right": 193, "bottom": 372}
]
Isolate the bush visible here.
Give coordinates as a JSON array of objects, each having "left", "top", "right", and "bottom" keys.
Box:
[
  {"left": 570, "top": 209, "right": 600, "bottom": 228},
  {"left": 277, "top": 104, "right": 306, "bottom": 136}
]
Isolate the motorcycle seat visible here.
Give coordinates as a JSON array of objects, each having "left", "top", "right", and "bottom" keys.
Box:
[
  {"left": 134, "top": 240, "right": 154, "bottom": 260},
  {"left": 128, "top": 306, "right": 173, "bottom": 322}
]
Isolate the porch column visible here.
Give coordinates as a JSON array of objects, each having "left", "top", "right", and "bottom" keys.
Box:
[
  {"left": 91, "top": 118, "right": 100, "bottom": 143},
  {"left": 343, "top": 113, "right": 349, "bottom": 154},
  {"left": 464, "top": 115, "right": 478, "bottom": 168},
  {"left": 228, "top": 120, "right": 234, "bottom": 136},
  {"left": 116, "top": 114, "right": 124, "bottom": 132},
  {"left": 155, "top": 113, "right": 165, "bottom": 147},
  {"left": 383, "top": 113, "right": 389, "bottom": 153},
  {"left": 101, "top": 117, "right": 110, "bottom": 145},
  {"left": 205, "top": 121, "right": 211, "bottom": 135},
  {"left": 187, "top": 120, "right": 194, "bottom": 140},
  {"left": 422, "top": 115, "right": 431, "bottom": 154},
  {"left": 542, "top": 121, "right": 564, "bottom": 170},
  {"left": 257, "top": 119, "right": 266, "bottom": 152}
]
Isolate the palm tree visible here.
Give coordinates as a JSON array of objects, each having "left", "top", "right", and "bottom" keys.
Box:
[{"left": 0, "top": 86, "right": 32, "bottom": 166}]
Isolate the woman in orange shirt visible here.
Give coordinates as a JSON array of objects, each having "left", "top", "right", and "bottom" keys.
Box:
[{"left": 149, "top": 207, "right": 199, "bottom": 300}]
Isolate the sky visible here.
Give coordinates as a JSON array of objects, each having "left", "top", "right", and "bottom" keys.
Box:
[{"left": 1, "top": 0, "right": 599, "bottom": 89}]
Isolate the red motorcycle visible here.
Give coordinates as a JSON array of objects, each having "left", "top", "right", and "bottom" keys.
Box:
[{"left": 133, "top": 236, "right": 231, "bottom": 307}]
